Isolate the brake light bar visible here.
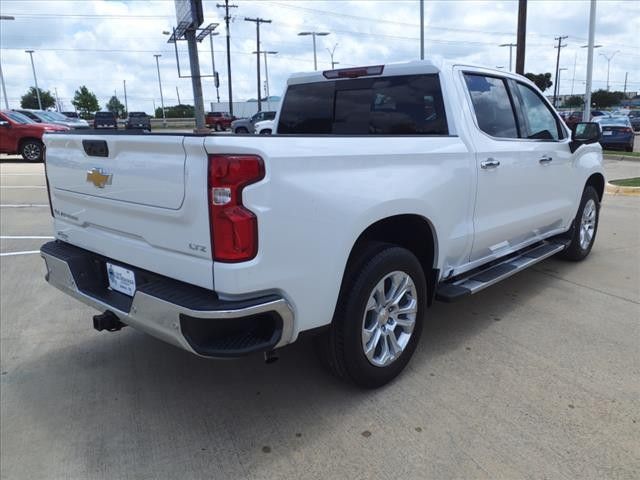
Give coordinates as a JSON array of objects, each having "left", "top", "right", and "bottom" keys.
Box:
[{"left": 322, "top": 65, "right": 384, "bottom": 79}]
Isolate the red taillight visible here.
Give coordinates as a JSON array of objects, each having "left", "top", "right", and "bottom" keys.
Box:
[{"left": 208, "top": 154, "right": 265, "bottom": 262}]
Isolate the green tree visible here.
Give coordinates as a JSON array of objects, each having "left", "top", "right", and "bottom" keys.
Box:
[
  {"left": 524, "top": 72, "right": 553, "bottom": 92},
  {"left": 72, "top": 86, "right": 100, "bottom": 118},
  {"left": 20, "top": 87, "right": 56, "bottom": 110},
  {"left": 155, "top": 104, "right": 194, "bottom": 118},
  {"left": 591, "top": 90, "right": 624, "bottom": 109},
  {"left": 106, "top": 96, "right": 126, "bottom": 118},
  {"left": 563, "top": 95, "right": 583, "bottom": 108}
]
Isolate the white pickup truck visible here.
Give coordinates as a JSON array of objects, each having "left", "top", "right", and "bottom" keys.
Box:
[{"left": 41, "top": 60, "right": 605, "bottom": 388}]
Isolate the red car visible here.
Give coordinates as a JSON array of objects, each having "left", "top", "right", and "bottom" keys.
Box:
[
  {"left": 0, "top": 110, "right": 68, "bottom": 161},
  {"left": 205, "top": 111, "right": 235, "bottom": 131}
]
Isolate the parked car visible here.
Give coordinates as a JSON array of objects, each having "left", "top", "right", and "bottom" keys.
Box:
[
  {"left": 231, "top": 111, "right": 276, "bottom": 134},
  {"left": 41, "top": 60, "right": 605, "bottom": 388},
  {"left": 0, "top": 110, "right": 68, "bottom": 161},
  {"left": 14, "top": 109, "right": 90, "bottom": 129},
  {"left": 93, "top": 111, "right": 118, "bottom": 129},
  {"left": 594, "top": 115, "right": 635, "bottom": 151},
  {"left": 125, "top": 112, "right": 151, "bottom": 131},
  {"left": 205, "top": 111, "right": 235, "bottom": 131},
  {"left": 254, "top": 119, "right": 274, "bottom": 135},
  {"left": 628, "top": 110, "right": 640, "bottom": 132},
  {"left": 62, "top": 111, "right": 79, "bottom": 119}
]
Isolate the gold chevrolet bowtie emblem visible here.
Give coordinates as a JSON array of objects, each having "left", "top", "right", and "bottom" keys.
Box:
[{"left": 86, "top": 168, "right": 112, "bottom": 188}]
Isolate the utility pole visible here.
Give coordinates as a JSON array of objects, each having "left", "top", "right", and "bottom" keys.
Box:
[
  {"left": 25, "top": 50, "right": 42, "bottom": 110},
  {"left": 298, "top": 31, "right": 330, "bottom": 70},
  {"left": 420, "top": 0, "right": 424, "bottom": 60},
  {"left": 54, "top": 87, "right": 61, "bottom": 112},
  {"left": 553, "top": 35, "right": 568, "bottom": 108},
  {"left": 557, "top": 67, "right": 567, "bottom": 105},
  {"left": 209, "top": 31, "right": 221, "bottom": 104},
  {"left": 499, "top": 43, "right": 517, "bottom": 72},
  {"left": 123, "top": 80, "right": 128, "bottom": 115},
  {"left": 245, "top": 17, "right": 271, "bottom": 112},
  {"left": 154, "top": 54, "right": 166, "bottom": 126},
  {"left": 583, "top": 0, "right": 596, "bottom": 121},
  {"left": 599, "top": 51, "right": 620, "bottom": 91},
  {"left": 176, "top": 86, "right": 181, "bottom": 105},
  {"left": 327, "top": 44, "right": 339, "bottom": 69},
  {"left": 515, "top": 0, "right": 527, "bottom": 74},
  {"left": 217, "top": 0, "right": 238, "bottom": 115}
]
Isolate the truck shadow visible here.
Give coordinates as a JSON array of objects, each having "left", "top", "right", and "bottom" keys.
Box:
[{"left": 5, "top": 265, "right": 554, "bottom": 476}]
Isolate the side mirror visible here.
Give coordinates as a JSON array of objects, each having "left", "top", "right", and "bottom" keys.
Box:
[
  {"left": 570, "top": 122, "right": 601, "bottom": 153},
  {"left": 0, "top": 120, "right": 10, "bottom": 127}
]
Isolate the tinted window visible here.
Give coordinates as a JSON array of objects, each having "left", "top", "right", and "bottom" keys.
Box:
[
  {"left": 95, "top": 112, "right": 115, "bottom": 118},
  {"left": 515, "top": 82, "right": 562, "bottom": 140},
  {"left": 4, "top": 111, "right": 35, "bottom": 124},
  {"left": 278, "top": 81, "right": 334, "bottom": 134},
  {"left": 464, "top": 74, "right": 518, "bottom": 138}
]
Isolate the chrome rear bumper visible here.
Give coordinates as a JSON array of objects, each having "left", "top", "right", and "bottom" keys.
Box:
[{"left": 40, "top": 241, "right": 294, "bottom": 357}]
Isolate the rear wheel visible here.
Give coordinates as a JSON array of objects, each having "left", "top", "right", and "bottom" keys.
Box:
[
  {"left": 20, "top": 139, "right": 43, "bottom": 162},
  {"left": 316, "top": 243, "right": 426, "bottom": 388},
  {"left": 560, "top": 186, "right": 600, "bottom": 261},
  {"left": 259, "top": 129, "right": 272, "bottom": 135},
  {"left": 235, "top": 127, "right": 249, "bottom": 134}
]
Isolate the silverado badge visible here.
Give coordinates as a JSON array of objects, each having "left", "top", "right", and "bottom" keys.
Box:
[{"left": 86, "top": 168, "right": 112, "bottom": 188}]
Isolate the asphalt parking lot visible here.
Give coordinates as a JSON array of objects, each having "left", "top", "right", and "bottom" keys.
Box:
[{"left": 1, "top": 157, "right": 639, "bottom": 480}]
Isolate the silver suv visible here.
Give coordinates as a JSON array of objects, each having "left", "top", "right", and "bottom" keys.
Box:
[{"left": 231, "top": 111, "right": 276, "bottom": 134}]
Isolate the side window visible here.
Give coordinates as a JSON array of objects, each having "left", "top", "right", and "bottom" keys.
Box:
[
  {"left": 464, "top": 73, "right": 519, "bottom": 139},
  {"left": 515, "top": 82, "right": 563, "bottom": 140}
]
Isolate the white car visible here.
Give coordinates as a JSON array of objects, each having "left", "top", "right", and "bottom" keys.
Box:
[
  {"left": 254, "top": 119, "right": 274, "bottom": 135},
  {"left": 41, "top": 59, "right": 605, "bottom": 388}
]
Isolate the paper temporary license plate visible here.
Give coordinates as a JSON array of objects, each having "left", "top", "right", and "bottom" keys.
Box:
[
  {"left": 106, "top": 263, "right": 136, "bottom": 297},
  {"left": 603, "top": 131, "right": 613, "bottom": 136}
]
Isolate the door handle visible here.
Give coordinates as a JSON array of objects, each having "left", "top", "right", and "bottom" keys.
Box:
[
  {"left": 480, "top": 158, "right": 500, "bottom": 169},
  {"left": 539, "top": 156, "right": 553, "bottom": 164}
]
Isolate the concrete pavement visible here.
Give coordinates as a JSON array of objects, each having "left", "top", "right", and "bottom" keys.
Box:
[{"left": 1, "top": 158, "right": 639, "bottom": 480}]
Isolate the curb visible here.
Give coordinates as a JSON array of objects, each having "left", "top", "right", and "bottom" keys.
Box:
[
  {"left": 604, "top": 154, "right": 640, "bottom": 162},
  {"left": 605, "top": 182, "right": 640, "bottom": 196}
]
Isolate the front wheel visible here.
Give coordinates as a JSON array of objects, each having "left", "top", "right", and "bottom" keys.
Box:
[
  {"left": 559, "top": 186, "right": 600, "bottom": 261},
  {"left": 316, "top": 244, "right": 426, "bottom": 388},
  {"left": 20, "top": 139, "right": 43, "bottom": 162}
]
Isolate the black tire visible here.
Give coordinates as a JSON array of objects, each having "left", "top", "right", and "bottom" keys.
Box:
[
  {"left": 235, "top": 127, "right": 249, "bottom": 134},
  {"left": 316, "top": 243, "right": 427, "bottom": 388},
  {"left": 625, "top": 145, "right": 633, "bottom": 153},
  {"left": 559, "top": 186, "right": 600, "bottom": 261},
  {"left": 20, "top": 139, "right": 43, "bottom": 162},
  {"left": 214, "top": 123, "right": 221, "bottom": 132},
  {"left": 259, "top": 129, "right": 272, "bottom": 135}
]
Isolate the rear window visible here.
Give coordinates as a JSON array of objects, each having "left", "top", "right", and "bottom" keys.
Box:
[
  {"left": 95, "top": 112, "right": 115, "bottom": 118},
  {"left": 278, "top": 74, "right": 448, "bottom": 135},
  {"left": 129, "top": 112, "right": 147, "bottom": 117}
]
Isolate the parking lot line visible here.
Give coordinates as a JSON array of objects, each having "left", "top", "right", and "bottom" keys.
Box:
[
  {"left": 1, "top": 236, "right": 54, "bottom": 239},
  {"left": 0, "top": 250, "right": 41, "bottom": 257},
  {"left": 0, "top": 204, "right": 49, "bottom": 208}
]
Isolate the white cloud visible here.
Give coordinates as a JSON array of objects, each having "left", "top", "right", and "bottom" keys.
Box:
[{"left": 1, "top": 0, "right": 638, "bottom": 113}]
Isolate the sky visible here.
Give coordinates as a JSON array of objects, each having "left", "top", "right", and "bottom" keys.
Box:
[{"left": 0, "top": 0, "right": 638, "bottom": 113}]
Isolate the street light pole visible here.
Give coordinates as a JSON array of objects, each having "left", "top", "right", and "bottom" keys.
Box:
[
  {"left": 0, "top": 16, "right": 14, "bottom": 109},
  {"left": 153, "top": 54, "right": 166, "bottom": 126},
  {"left": 298, "top": 31, "right": 330, "bottom": 70},
  {"left": 123, "top": 79, "right": 128, "bottom": 115},
  {"left": 327, "top": 44, "right": 339, "bottom": 69},
  {"left": 599, "top": 50, "right": 620, "bottom": 91},
  {"left": 499, "top": 43, "right": 517, "bottom": 72},
  {"left": 557, "top": 67, "right": 567, "bottom": 105},
  {"left": 25, "top": 50, "right": 42, "bottom": 110},
  {"left": 253, "top": 50, "right": 277, "bottom": 109},
  {"left": 583, "top": 0, "right": 597, "bottom": 121},
  {"left": 574, "top": 44, "right": 602, "bottom": 96}
]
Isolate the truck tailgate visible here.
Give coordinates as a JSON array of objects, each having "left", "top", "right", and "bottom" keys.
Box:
[{"left": 44, "top": 133, "right": 215, "bottom": 289}]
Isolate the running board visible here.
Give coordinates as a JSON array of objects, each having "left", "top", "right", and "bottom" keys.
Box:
[{"left": 436, "top": 241, "right": 567, "bottom": 302}]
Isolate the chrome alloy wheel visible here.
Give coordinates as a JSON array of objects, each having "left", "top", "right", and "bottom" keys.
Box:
[
  {"left": 23, "top": 143, "right": 41, "bottom": 161},
  {"left": 361, "top": 271, "right": 418, "bottom": 367},
  {"left": 579, "top": 199, "right": 596, "bottom": 250}
]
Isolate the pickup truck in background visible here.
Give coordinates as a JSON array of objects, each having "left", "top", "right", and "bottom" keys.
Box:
[
  {"left": 205, "top": 111, "right": 235, "bottom": 131},
  {"left": 41, "top": 60, "right": 605, "bottom": 388}
]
